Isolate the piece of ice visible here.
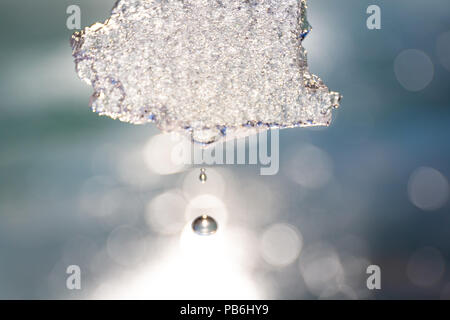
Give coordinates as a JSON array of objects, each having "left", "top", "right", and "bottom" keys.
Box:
[{"left": 71, "top": 0, "right": 341, "bottom": 145}]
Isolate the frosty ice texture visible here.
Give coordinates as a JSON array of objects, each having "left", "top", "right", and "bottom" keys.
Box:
[{"left": 71, "top": 0, "right": 340, "bottom": 144}]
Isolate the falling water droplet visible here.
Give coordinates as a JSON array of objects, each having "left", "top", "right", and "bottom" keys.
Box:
[
  {"left": 192, "top": 215, "right": 218, "bottom": 236},
  {"left": 199, "top": 168, "right": 207, "bottom": 183}
]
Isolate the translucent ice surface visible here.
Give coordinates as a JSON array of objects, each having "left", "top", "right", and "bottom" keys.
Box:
[{"left": 71, "top": 0, "right": 341, "bottom": 144}]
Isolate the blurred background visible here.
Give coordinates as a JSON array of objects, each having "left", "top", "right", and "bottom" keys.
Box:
[{"left": 0, "top": 0, "right": 449, "bottom": 299}]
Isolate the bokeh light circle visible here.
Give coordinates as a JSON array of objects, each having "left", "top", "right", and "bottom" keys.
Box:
[
  {"left": 394, "top": 49, "right": 434, "bottom": 92},
  {"left": 286, "top": 144, "right": 333, "bottom": 189},
  {"left": 145, "top": 190, "right": 187, "bottom": 235},
  {"left": 143, "top": 133, "right": 190, "bottom": 175},
  {"left": 260, "top": 223, "right": 303, "bottom": 267},
  {"left": 185, "top": 194, "right": 228, "bottom": 227},
  {"left": 299, "top": 242, "right": 344, "bottom": 296},
  {"left": 408, "top": 167, "right": 449, "bottom": 211}
]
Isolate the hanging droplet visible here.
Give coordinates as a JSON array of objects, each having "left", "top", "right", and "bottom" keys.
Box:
[
  {"left": 192, "top": 215, "right": 218, "bottom": 236},
  {"left": 199, "top": 168, "right": 207, "bottom": 183}
]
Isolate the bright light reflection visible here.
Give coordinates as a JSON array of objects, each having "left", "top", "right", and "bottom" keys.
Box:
[
  {"left": 143, "top": 133, "right": 190, "bottom": 175},
  {"left": 92, "top": 224, "right": 262, "bottom": 299}
]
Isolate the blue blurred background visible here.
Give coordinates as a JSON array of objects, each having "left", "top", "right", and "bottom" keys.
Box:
[{"left": 0, "top": 0, "right": 449, "bottom": 299}]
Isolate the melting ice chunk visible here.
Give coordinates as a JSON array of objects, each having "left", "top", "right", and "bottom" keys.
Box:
[{"left": 71, "top": 0, "right": 340, "bottom": 145}]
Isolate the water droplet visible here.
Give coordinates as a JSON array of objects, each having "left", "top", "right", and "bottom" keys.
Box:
[
  {"left": 192, "top": 215, "right": 218, "bottom": 236},
  {"left": 199, "top": 168, "right": 207, "bottom": 183}
]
